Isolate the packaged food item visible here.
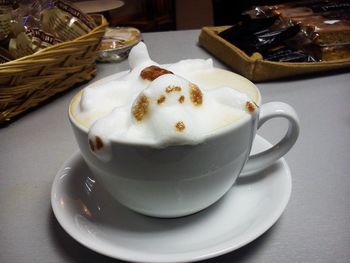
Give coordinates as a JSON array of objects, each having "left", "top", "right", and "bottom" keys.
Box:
[
  {"left": 18, "top": 0, "right": 42, "bottom": 23},
  {"left": 306, "top": 44, "right": 350, "bottom": 60},
  {"left": 274, "top": 6, "right": 315, "bottom": 19},
  {"left": 218, "top": 0, "right": 350, "bottom": 62},
  {"left": 97, "top": 27, "right": 141, "bottom": 62},
  {"left": 270, "top": 0, "right": 350, "bottom": 15},
  {"left": 218, "top": 16, "right": 278, "bottom": 43},
  {"left": 41, "top": 0, "right": 96, "bottom": 42},
  {"left": 240, "top": 6, "right": 275, "bottom": 20},
  {"left": 294, "top": 16, "right": 350, "bottom": 45},
  {"left": 0, "top": 1, "right": 14, "bottom": 41},
  {"left": 0, "top": 0, "right": 99, "bottom": 61},
  {"left": 219, "top": 21, "right": 300, "bottom": 55},
  {"left": 9, "top": 27, "right": 61, "bottom": 58},
  {"left": 264, "top": 46, "right": 316, "bottom": 62},
  {"left": 272, "top": 1, "right": 350, "bottom": 46},
  {"left": 322, "top": 10, "right": 350, "bottom": 20}
]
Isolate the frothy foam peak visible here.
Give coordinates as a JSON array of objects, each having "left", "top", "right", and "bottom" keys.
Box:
[
  {"left": 128, "top": 41, "right": 153, "bottom": 69},
  {"left": 129, "top": 74, "right": 204, "bottom": 143},
  {"left": 75, "top": 42, "right": 215, "bottom": 127},
  {"left": 73, "top": 42, "right": 258, "bottom": 160}
]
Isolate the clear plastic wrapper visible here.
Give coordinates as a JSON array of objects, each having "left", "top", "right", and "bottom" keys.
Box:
[
  {"left": 219, "top": 21, "right": 300, "bottom": 56},
  {"left": 41, "top": 0, "right": 96, "bottom": 42},
  {"left": 219, "top": 16, "right": 278, "bottom": 43},
  {"left": 0, "top": 0, "right": 99, "bottom": 61},
  {"left": 0, "top": 1, "right": 14, "bottom": 41},
  {"left": 306, "top": 44, "right": 350, "bottom": 60},
  {"left": 264, "top": 46, "right": 316, "bottom": 62},
  {"left": 9, "top": 27, "right": 61, "bottom": 58},
  {"left": 219, "top": 0, "right": 350, "bottom": 62},
  {"left": 291, "top": 16, "right": 350, "bottom": 46}
]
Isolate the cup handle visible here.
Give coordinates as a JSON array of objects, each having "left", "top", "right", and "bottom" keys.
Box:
[{"left": 240, "top": 102, "right": 300, "bottom": 176}]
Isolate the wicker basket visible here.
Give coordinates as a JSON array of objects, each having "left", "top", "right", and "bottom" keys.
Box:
[{"left": 0, "top": 15, "right": 108, "bottom": 125}]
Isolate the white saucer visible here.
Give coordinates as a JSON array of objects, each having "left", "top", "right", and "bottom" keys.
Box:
[{"left": 51, "top": 135, "right": 291, "bottom": 263}]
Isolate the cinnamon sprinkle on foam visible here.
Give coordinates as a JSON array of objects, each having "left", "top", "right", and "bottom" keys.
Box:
[
  {"left": 157, "top": 95, "right": 166, "bottom": 104},
  {"left": 166, "top": 86, "right": 182, "bottom": 93},
  {"left": 133, "top": 95, "right": 149, "bottom": 121},
  {"left": 175, "top": 121, "right": 186, "bottom": 132},
  {"left": 178, "top": 95, "right": 185, "bottom": 104},
  {"left": 189, "top": 83, "right": 203, "bottom": 106},
  {"left": 140, "top": 65, "right": 173, "bottom": 81}
]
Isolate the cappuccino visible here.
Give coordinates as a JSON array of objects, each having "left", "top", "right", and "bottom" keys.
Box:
[
  {"left": 68, "top": 42, "right": 299, "bottom": 217},
  {"left": 71, "top": 42, "right": 260, "bottom": 159}
]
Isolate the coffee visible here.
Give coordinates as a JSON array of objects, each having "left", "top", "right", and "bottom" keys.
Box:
[
  {"left": 70, "top": 42, "right": 260, "bottom": 159},
  {"left": 68, "top": 42, "right": 299, "bottom": 217}
]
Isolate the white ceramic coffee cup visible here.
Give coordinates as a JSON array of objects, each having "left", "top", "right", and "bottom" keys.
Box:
[{"left": 69, "top": 70, "right": 299, "bottom": 218}]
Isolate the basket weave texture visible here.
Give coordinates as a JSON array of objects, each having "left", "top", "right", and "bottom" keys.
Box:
[{"left": 0, "top": 15, "right": 108, "bottom": 125}]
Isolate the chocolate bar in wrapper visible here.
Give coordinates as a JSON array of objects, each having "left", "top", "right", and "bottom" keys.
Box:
[{"left": 2, "top": 0, "right": 98, "bottom": 61}]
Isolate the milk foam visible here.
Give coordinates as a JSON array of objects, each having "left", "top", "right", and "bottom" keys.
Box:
[{"left": 72, "top": 42, "right": 258, "bottom": 160}]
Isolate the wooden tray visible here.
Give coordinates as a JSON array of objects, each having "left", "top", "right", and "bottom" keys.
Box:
[{"left": 199, "top": 26, "right": 350, "bottom": 82}]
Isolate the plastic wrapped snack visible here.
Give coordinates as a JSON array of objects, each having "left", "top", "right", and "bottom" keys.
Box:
[
  {"left": 41, "top": 0, "right": 96, "bottom": 42},
  {"left": 264, "top": 46, "right": 316, "bottom": 62},
  {"left": 9, "top": 28, "right": 61, "bottom": 58},
  {"left": 292, "top": 16, "right": 350, "bottom": 46},
  {"left": 0, "top": 1, "right": 13, "bottom": 41},
  {"left": 0, "top": 0, "right": 99, "bottom": 61},
  {"left": 306, "top": 44, "right": 350, "bottom": 60},
  {"left": 218, "top": 0, "right": 350, "bottom": 62}
]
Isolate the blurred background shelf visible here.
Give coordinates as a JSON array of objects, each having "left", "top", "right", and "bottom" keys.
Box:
[
  {"left": 74, "top": 0, "right": 214, "bottom": 32},
  {"left": 73, "top": 0, "right": 295, "bottom": 32}
]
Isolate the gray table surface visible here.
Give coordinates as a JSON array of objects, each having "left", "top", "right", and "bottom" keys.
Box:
[{"left": 1, "top": 30, "right": 350, "bottom": 263}]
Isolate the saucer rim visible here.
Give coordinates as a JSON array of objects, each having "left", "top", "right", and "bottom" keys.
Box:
[{"left": 51, "top": 135, "right": 292, "bottom": 263}]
